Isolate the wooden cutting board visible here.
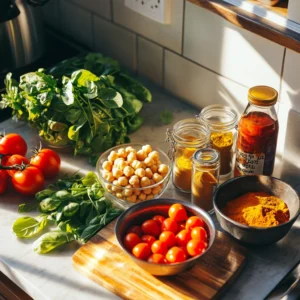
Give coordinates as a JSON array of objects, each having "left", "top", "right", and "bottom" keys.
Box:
[{"left": 72, "top": 220, "right": 247, "bottom": 300}]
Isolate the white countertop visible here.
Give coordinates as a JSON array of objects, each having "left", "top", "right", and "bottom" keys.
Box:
[{"left": 1, "top": 83, "right": 300, "bottom": 300}]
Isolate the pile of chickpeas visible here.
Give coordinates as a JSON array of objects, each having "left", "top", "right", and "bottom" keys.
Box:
[{"left": 101, "top": 145, "right": 170, "bottom": 203}]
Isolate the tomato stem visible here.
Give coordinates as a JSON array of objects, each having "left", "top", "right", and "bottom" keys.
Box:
[{"left": 0, "top": 162, "right": 27, "bottom": 171}]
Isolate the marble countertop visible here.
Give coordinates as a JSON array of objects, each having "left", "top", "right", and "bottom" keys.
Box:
[{"left": 1, "top": 83, "right": 300, "bottom": 300}]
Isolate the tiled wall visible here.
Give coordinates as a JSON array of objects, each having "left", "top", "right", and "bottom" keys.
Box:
[{"left": 42, "top": 0, "right": 300, "bottom": 177}]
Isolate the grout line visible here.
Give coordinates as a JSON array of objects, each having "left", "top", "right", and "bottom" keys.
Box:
[
  {"left": 181, "top": 0, "right": 186, "bottom": 55},
  {"left": 278, "top": 48, "right": 287, "bottom": 104}
]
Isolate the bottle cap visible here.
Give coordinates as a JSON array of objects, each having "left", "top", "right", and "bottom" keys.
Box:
[{"left": 248, "top": 86, "right": 278, "bottom": 106}]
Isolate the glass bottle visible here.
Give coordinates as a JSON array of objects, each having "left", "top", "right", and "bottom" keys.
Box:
[
  {"left": 191, "top": 148, "right": 220, "bottom": 213},
  {"left": 234, "top": 86, "right": 279, "bottom": 176},
  {"left": 199, "top": 105, "right": 238, "bottom": 178},
  {"left": 166, "top": 118, "right": 210, "bottom": 193}
]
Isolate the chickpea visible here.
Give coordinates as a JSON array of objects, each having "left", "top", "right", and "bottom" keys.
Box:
[
  {"left": 117, "top": 148, "right": 127, "bottom": 158},
  {"left": 143, "top": 188, "right": 152, "bottom": 195},
  {"left": 146, "top": 194, "right": 154, "bottom": 200},
  {"left": 142, "top": 144, "right": 152, "bottom": 154},
  {"left": 112, "top": 180, "right": 121, "bottom": 193},
  {"left": 105, "top": 183, "right": 112, "bottom": 191},
  {"left": 150, "top": 179, "right": 155, "bottom": 185},
  {"left": 145, "top": 168, "right": 153, "bottom": 179},
  {"left": 138, "top": 193, "right": 147, "bottom": 201},
  {"left": 123, "top": 185, "right": 133, "bottom": 197},
  {"left": 126, "top": 195, "right": 137, "bottom": 203},
  {"left": 134, "top": 189, "right": 141, "bottom": 196},
  {"left": 114, "top": 158, "right": 127, "bottom": 170},
  {"left": 150, "top": 164, "right": 158, "bottom": 173},
  {"left": 129, "top": 175, "right": 140, "bottom": 188},
  {"left": 103, "top": 171, "right": 114, "bottom": 183},
  {"left": 126, "top": 146, "right": 136, "bottom": 154},
  {"left": 102, "top": 161, "right": 113, "bottom": 172},
  {"left": 116, "top": 192, "right": 124, "bottom": 199},
  {"left": 131, "top": 160, "right": 143, "bottom": 170},
  {"left": 118, "top": 176, "right": 128, "bottom": 187},
  {"left": 123, "top": 166, "right": 134, "bottom": 177},
  {"left": 140, "top": 177, "right": 151, "bottom": 187},
  {"left": 112, "top": 167, "right": 123, "bottom": 179},
  {"left": 136, "top": 150, "right": 147, "bottom": 161},
  {"left": 153, "top": 173, "right": 163, "bottom": 183},
  {"left": 152, "top": 186, "right": 162, "bottom": 195},
  {"left": 127, "top": 152, "right": 136, "bottom": 164},
  {"left": 108, "top": 151, "right": 118, "bottom": 162},
  {"left": 135, "top": 168, "right": 145, "bottom": 178},
  {"left": 144, "top": 157, "right": 153, "bottom": 167},
  {"left": 148, "top": 151, "right": 159, "bottom": 162},
  {"left": 158, "top": 164, "right": 169, "bottom": 174}
]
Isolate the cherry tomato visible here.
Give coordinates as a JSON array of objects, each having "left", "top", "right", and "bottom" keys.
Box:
[
  {"left": 0, "top": 170, "right": 8, "bottom": 194},
  {"left": 123, "top": 233, "right": 141, "bottom": 251},
  {"left": 168, "top": 203, "right": 188, "bottom": 222},
  {"left": 166, "top": 247, "right": 186, "bottom": 263},
  {"left": 141, "top": 235, "right": 156, "bottom": 247},
  {"left": 152, "top": 215, "right": 165, "bottom": 225},
  {"left": 1, "top": 155, "right": 10, "bottom": 166},
  {"left": 0, "top": 134, "right": 27, "bottom": 156},
  {"left": 179, "top": 246, "right": 190, "bottom": 259},
  {"left": 186, "top": 216, "right": 205, "bottom": 231},
  {"left": 159, "top": 231, "right": 176, "bottom": 248},
  {"left": 161, "top": 218, "right": 178, "bottom": 234},
  {"left": 186, "top": 239, "right": 206, "bottom": 257},
  {"left": 147, "top": 253, "right": 166, "bottom": 264},
  {"left": 30, "top": 149, "right": 60, "bottom": 178},
  {"left": 132, "top": 243, "right": 151, "bottom": 260},
  {"left": 126, "top": 225, "right": 143, "bottom": 237},
  {"left": 176, "top": 229, "right": 192, "bottom": 247},
  {"left": 12, "top": 166, "right": 44, "bottom": 196},
  {"left": 141, "top": 219, "right": 161, "bottom": 237},
  {"left": 178, "top": 221, "right": 186, "bottom": 231},
  {"left": 4, "top": 154, "right": 30, "bottom": 177},
  {"left": 191, "top": 227, "right": 208, "bottom": 242},
  {"left": 151, "top": 240, "right": 168, "bottom": 255}
]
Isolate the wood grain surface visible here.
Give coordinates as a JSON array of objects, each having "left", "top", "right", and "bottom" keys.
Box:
[{"left": 72, "top": 220, "right": 247, "bottom": 300}]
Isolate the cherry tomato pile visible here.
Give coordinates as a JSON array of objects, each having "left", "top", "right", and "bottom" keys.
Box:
[
  {"left": 0, "top": 133, "right": 61, "bottom": 196},
  {"left": 122, "top": 203, "right": 209, "bottom": 264}
]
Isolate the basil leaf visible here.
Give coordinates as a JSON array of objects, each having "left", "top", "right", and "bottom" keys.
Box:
[
  {"left": 18, "top": 203, "right": 38, "bottom": 213},
  {"left": 63, "top": 202, "right": 79, "bottom": 217},
  {"left": 12, "top": 217, "right": 47, "bottom": 238},
  {"left": 81, "top": 172, "right": 99, "bottom": 187},
  {"left": 40, "top": 198, "right": 61, "bottom": 213},
  {"left": 32, "top": 231, "right": 75, "bottom": 254}
]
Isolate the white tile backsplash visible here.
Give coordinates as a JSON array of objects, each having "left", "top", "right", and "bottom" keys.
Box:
[
  {"left": 280, "top": 49, "right": 300, "bottom": 113},
  {"left": 93, "top": 16, "right": 137, "bottom": 71},
  {"left": 137, "top": 37, "right": 163, "bottom": 86},
  {"left": 164, "top": 50, "right": 248, "bottom": 114},
  {"left": 60, "top": 0, "right": 93, "bottom": 48},
  {"left": 71, "top": 0, "right": 111, "bottom": 20},
  {"left": 112, "top": 0, "right": 184, "bottom": 53},
  {"left": 183, "top": 2, "right": 284, "bottom": 90},
  {"left": 288, "top": 0, "right": 300, "bottom": 24}
]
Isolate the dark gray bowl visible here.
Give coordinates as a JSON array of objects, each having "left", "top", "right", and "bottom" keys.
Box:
[
  {"left": 115, "top": 198, "right": 216, "bottom": 276},
  {"left": 213, "top": 175, "right": 300, "bottom": 245}
]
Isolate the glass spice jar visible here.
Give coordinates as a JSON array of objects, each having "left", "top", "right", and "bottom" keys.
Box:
[
  {"left": 234, "top": 86, "right": 279, "bottom": 176},
  {"left": 166, "top": 118, "right": 210, "bottom": 193},
  {"left": 198, "top": 105, "right": 238, "bottom": 177},
  {"left": 191, "top": 148, "right": 220, "bottom": 213}
]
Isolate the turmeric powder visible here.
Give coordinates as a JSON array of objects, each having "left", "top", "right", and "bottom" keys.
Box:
[
  {"left": 222, "top": 192, "right": 290, "bottom": 227},
  {"left": 211, "top": 132, "right": 233, "bottom": 176}
]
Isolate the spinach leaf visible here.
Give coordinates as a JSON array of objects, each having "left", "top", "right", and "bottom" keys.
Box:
[
  {"left": 81, "top": 172, "right": 99, "bottom": 187},
  {"left": 40, "top": 198, "right": 61, "bottom": 212},
  {"left": 32, "top": 231, "right": 75, "bottom": 254},
  {"left": 18, "top": 203, "right": 38, "bottom": 213},
  {"left": 12, "top": 217, "right": 47, "bottom": 238},
  {"left": 98, "top": 88, "right": 123, "bottom": 108},
  {"left": 160, "top": 109, "right": 173, "bottom": 125},
  {"left": 63, "top": 202, "right": 80, "bottom": 217}
]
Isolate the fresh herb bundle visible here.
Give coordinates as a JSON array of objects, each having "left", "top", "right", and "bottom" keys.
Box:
[
  {"left": 0, "top": 53, "right": 151, "bottom": 158},
  {"left": 12, "top": 172, "right": 123, "bottom": 254}
]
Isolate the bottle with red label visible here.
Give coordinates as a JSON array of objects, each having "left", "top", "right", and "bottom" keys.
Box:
[{"left": 234, "top": 86, "right": 279, "bottom": 176}]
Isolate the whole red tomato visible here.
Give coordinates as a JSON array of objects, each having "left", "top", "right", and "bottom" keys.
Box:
[
  {"left": 0, "top": 134, "right": 27, "bottom": 156},
  {"left": 4, "top": 154, "right": 30, "bottom": 177},
  {"left": 30, "top": 149, "right": 60, "bottom": 178},
  {"left": 0, "top": 170, "right": 8, "bottom": 194},
  {"left": 12, "top": 166, "right": 44, "bottom": 196}
]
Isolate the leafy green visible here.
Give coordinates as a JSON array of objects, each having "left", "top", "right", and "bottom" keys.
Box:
[
  {"left": 160, "top": 109, "right": 173, "bottom": 125},
  {"left": 12, "top": 172, "right": 123, "bottom": 254},
  {"left": 18, "top": 203, "right": 38, "bottom": 213},
  {"left": 12, "top": 217, "right": 47, "bottom": 238},
  {"left": 0, "top": 53, "right": 152, "bottom": 158}
]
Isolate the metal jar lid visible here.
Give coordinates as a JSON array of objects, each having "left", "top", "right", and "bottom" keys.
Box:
[{"left": 248, "top": 86, "right": 278, "bottom": 106}]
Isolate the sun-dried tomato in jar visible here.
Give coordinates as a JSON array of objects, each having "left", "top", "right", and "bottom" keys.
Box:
[{"left": 234, "top": 86, "right": 279, "bottom": 176}]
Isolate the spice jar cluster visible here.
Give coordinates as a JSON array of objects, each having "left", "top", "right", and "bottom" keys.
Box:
[{"left": 167, "top": 86, "right": 279, "bottom": 213}]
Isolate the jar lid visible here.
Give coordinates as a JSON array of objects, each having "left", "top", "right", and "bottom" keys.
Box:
[
  {"left": 248, "top": 86, "right": 278, "bottom": 106},
  {"left": 192, "top": 148, "right": 219, "bottom": 166}
]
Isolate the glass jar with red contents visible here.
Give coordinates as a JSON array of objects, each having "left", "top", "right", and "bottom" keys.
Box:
[{"left": 234, "top": 86, "right": 279, "bottom": 176}]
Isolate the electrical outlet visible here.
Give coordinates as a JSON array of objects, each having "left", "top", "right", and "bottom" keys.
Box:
[{"left": 124, "top": 0, "right": 171, "bottom": 24}]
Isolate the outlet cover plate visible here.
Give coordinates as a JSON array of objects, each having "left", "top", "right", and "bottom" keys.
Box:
[{"left": 125, "top": 0, "right": 171, "bottom": 24}]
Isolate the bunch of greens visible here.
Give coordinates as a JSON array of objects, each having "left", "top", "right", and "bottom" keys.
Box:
[
  {"left": 0, "top": 53, "right": 151, "bottom": 158},
  {"left": 12, "top": 172, "right": 123, "bottom": 254}
]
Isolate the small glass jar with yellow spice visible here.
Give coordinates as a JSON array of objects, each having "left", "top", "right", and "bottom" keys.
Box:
[
  {"left": 166, "top": 118, "right": 210, "bottom": 193},
  {"left": 198, "top": 105, "right": 238, "bottom": 178},
  {"left": 191, "top": 148, "right": 220, "bottom": 213}
]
